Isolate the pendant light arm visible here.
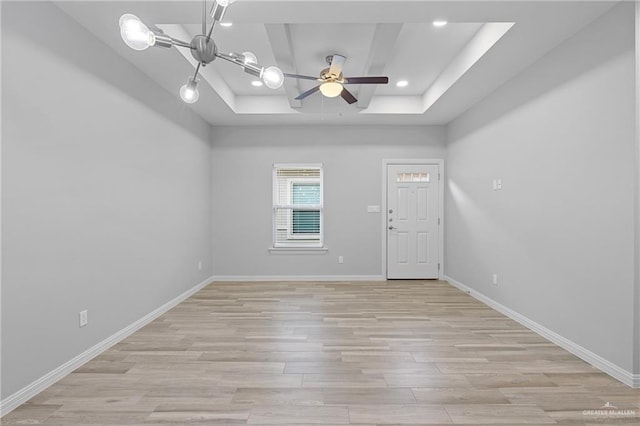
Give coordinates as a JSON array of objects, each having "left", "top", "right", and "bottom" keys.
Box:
[
  {"left": 209, "top": 2, "right": 227, "bottom": 26},
  {"left": 151, "top": 32, "right": 192, "bottom": 49},
  {"left": 215, "top": 52, "right": 262, "bottom": 77},
  {"left": 193, "top": 62, "right": 202, "bottom": 80},
  {"left": 169, "top": 36, "right": 192, "bottom": 49},
  {"left": 206, "top": 21, "right": 216, "bottom": 41},
  {"left": 202, "top": 0, "right": 207, "bottom": 35},
  {"left": 215, "top": 52, "right": 246, "bottom": 66}
]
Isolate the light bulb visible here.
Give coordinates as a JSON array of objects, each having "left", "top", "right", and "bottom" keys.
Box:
[
  {"left": 319, "top": 82, "right": 343, "bottom": 98},
  {"left": 179, "top": 77, "right": 200, "bottom": 103},
  {"left": 261, "top": 66, "right": 284, "bottom": 89},
  {"left": 119, "top": 14, "right": 155, "bottom": 51},
  {"left": 216, "top": 0, "right": 237, "bottom": 7},
  {"left": 242, "top": 51, "right": 258, "bottom": 65}
]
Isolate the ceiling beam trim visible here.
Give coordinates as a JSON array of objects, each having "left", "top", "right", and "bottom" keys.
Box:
[
  {"left": 356, "top": 23, "right": 403, "bottom": 109},
  {"left": 265, "top": 23, "right": 302, "bottom": 108}
]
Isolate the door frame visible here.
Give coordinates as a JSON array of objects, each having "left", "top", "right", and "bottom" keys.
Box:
[{"left": 381, "top": 159, "right": 444, "bottom": 280}]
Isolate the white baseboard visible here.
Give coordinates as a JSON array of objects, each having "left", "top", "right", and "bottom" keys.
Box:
[
  {"left": 212, "top": 275, "right": 386, "bottom": 282},
  {"left": 444, "top": 275, "right": 638, "bottom": 389},
  {"left": 0, "top": 276, "right": 214, "bottom": 417}
]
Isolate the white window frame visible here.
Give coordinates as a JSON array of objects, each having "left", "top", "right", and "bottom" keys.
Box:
[
  {"left": 286, "top": 177, "right": 322, "bottom": 240},
  {"left": 272, "top": 163, "right": 324, "bottom": 249}
]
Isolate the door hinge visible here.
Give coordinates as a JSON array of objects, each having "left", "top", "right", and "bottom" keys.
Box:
[
  {"left": 438, "top": 218, "right": 441, "bottom": 225},
  {"left": 438, "top": 263, "right": 440, "bottom": 270},
  {"left": 438, "top": 173, "right": 441, "bottom": 181}
]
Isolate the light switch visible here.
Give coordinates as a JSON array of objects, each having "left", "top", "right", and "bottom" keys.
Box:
[{"left": 367, "top": 205, "right": 381, "bottom": 213}]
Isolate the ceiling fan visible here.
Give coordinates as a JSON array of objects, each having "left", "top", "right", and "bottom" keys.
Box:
[{"left": 284, "top": 54, "right": 389, "bottom": 104}]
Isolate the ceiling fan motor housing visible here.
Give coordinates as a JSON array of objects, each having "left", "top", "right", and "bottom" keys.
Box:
[
  {"left": 320, "top": 68, "right": 343, "bottom": 81},
  {"left": 190, "top": 35, "right": 218, "bottom": 64}
]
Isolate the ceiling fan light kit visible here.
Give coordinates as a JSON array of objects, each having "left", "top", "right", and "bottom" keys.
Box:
[
  {"left": 286, "top": 54, "right": 390, "bottom": 104},
  {"left": 118, "top": 0, "right": 284, "bottom": 103},
  {"left": 319, "top": 82, "right": 343, "bottom": 98}
]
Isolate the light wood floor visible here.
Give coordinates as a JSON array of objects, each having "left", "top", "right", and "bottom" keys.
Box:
[{"left": 4, "top": 280, "right": 639, "bottom": 425}]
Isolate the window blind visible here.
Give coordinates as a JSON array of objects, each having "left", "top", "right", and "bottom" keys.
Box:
[{"left": 273, "top": 165, "right": 323, "bottom": 248}]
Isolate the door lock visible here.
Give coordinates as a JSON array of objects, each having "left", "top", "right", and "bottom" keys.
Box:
[{"left": 388, "top": 225, "right": 395, "bottom": 230}]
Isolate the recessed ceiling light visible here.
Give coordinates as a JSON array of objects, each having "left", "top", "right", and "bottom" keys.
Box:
[
  {"left": 433, "top": 20, "right": 448, "bottom": 27},
  {"left": 396, "top": 80, "right": 409, "bottom": 88},
  {"left": 220, "top": 22, "right": 233, "bottom": 27},
  {"left": 251, "top": 80, "right": 263, "bottom": 87}
]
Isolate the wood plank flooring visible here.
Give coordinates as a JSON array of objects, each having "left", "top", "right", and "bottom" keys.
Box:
[{"left": 4, "top": 280, "right": 640, "bottom": 424}]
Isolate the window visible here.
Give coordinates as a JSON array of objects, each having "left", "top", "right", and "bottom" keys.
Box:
[
  {"left": 273, "top": 164, "right": 323, "bottom": 248},
  {"left": 397, "top": 172, "right": 430, "bottom": 183}
]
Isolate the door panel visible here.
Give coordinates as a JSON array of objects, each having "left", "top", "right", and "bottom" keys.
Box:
[
  {"left": 397, "top": 188, "right": 409, "bottom": 220},
  {"left": 387, "top": 164, "right": 439, "bottom": 279},
  {"left": 417, "top": 187, "right": 428, "bottom": 221},
  {"left": 417, "top": 232, "right": 428, "bottom": 264},
  {"left": 397, "top": 232, "right": 409, "bottom": 263}
]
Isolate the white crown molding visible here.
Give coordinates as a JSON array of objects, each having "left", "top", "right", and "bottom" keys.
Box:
[
  {"left": 0, "top": 276, "right": 214, "bottom": 417},
  {"left": 445, "top": 275, "right": 638, "bottom": 389}
]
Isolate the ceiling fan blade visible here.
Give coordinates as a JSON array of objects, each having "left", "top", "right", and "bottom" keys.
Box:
[
  {"left": 340, "top": 88, "right": 358, "bottom": 104},
  {"left": 329, "top": 54, "right": 346, "bottom": 77},
  {"left": 344, "top": 76, "right": 389, "bottom": 84},
  {"left": 284, "top": 73, "right": 320, "bottom": 81},
  {"left": 295, "top": 85, "right": 321, "bottom": 100}
]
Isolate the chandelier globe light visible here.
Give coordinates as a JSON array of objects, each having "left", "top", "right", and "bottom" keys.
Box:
[{"left": 118, "top": 0, "right": 284, "bottom": 103}]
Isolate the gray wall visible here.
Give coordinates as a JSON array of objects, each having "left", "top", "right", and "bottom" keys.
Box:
[
  {"left": 211, "top": 126, "right": 445, "bottom": 278},
  {"left": 445, "top": 3, "right": 636, "bottom": 373},
  {"left": 1, "top": 2, "right": 213, "bottom": 399}
]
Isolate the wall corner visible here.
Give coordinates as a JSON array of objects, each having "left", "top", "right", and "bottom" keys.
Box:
[{"left": 633, "top": 0, "right": 640, "bottom": 380}]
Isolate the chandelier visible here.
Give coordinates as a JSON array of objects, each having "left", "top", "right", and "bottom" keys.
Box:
[{"left": 118, "top": 0, "right": 285, "bottom": 103}]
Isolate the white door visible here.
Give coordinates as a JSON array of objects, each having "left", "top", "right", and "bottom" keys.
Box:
[{"left": 387, "top": 164, "right": 440, "bottom": 279}]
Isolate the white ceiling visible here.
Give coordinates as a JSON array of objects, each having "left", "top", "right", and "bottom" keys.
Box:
[{"left": 55, "top": 0, "right": 618, "bottom": 126}]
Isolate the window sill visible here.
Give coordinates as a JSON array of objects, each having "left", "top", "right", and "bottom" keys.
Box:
[{"left": 268, "top": 247, "right": 329, "bottom": 254}]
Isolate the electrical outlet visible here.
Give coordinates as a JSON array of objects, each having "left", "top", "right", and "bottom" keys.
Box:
[
  {"left": 198, "top": 260, "right": 202, "bottom": 271},
  {"left": 492, "top": 179, "right": 498, "bottom": 190},
  {"left": 496, "top": 179, "right": 502, "bottom": 190},
  {"left": 492, "top": 274, "right": 498, "bottom": 285},
  {"left": 338, "top": 256, "right": 344, "bottom": 264},
  {"left": 79, "top": 310, "right": 88, "bottom": 327}
]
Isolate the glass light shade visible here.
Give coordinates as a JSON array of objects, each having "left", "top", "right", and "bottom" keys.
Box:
[
  {"left": 179, "top": 78, "right": 200, "bottom": 103},
  {"left": 119, "top": 14, "right": 155, "bottom": 51},
  {"left": 319, "top": 82, "right": 343, "bottom": 98},
  {"left": 216, "top": 0, "right": 237, "bottom": 7},
  {"left": 242, "top": 51, "right": 258, "bottom": 65},
  {"left": 262, "top": 66, "right": 284, "bottom": 89}
]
